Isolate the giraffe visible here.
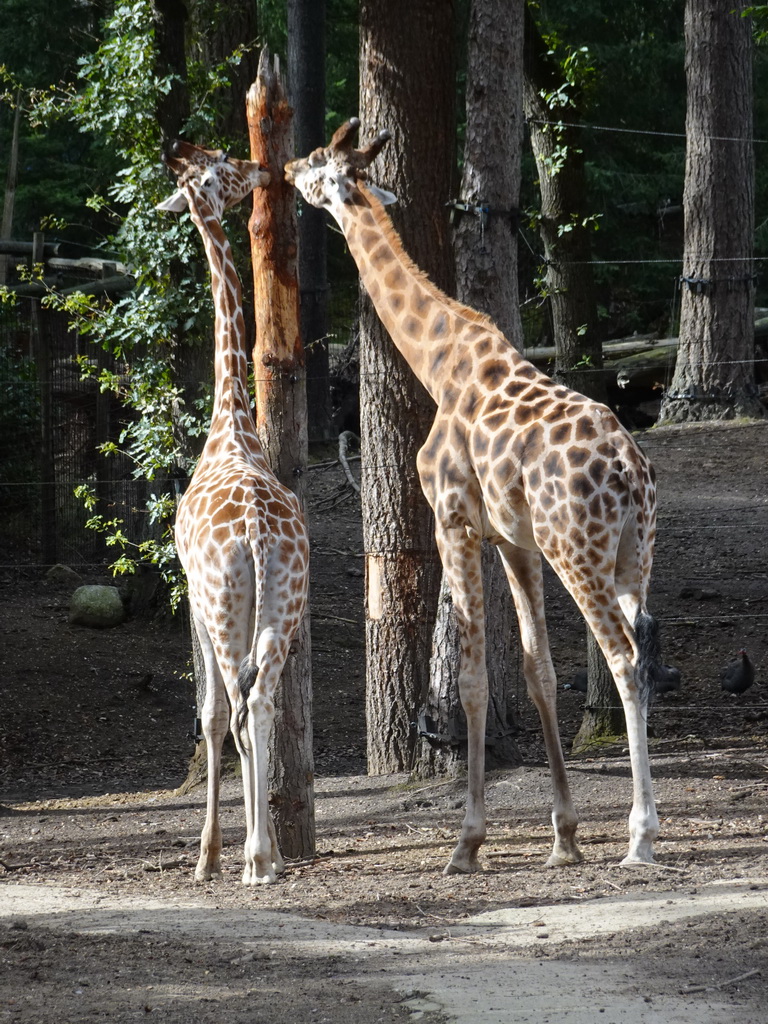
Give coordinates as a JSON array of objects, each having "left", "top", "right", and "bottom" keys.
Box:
[
  {"left": 157, "top": 141, "right": 310, "bottom": 884},
  {"left": 286, "top": 120, "right": 661, "bottom": 875}
]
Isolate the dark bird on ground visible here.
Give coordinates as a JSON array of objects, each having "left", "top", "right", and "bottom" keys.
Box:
[
  {"left": 653, "top": 664, "right": 681, "bottom": 695},
  {"left": 719, "top": 649, "right": 755, "bottom": 695},
  {"left": 563, "top": 667, "right": 588, "bottom": 693}
]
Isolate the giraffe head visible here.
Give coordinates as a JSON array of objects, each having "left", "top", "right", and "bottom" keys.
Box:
[
  {"left": 157, "top": 140, "right": 270, "bottom": 219},
  {"left": 284, "top": 118, "right": 397, "bottom": 213}
]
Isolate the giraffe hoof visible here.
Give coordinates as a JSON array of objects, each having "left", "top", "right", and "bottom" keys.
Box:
[
  {"left": 443, "top": 858, "right": 482, "bottom": 876},
  {"left": 545, "top": 849, "right": 583, "bottom": 868},
  {"left": 195, "top": 861, "right": 222, "bottom": 882},
  {"left": 242, "top": 865, "right": 278, "bottom": 885},
  {"left": 620, "top": 853, "right": 655, "bottom": 867}
]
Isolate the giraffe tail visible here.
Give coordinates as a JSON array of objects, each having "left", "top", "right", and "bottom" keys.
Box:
[
  {"left": 633, "top": 610, "right": 661, "bottom": 709},
  {"left": 236, "top": 661, "right": 260, "bottom": 736},
  {"left": 235, "top": 524, "right": 269, "bottom": 737}
]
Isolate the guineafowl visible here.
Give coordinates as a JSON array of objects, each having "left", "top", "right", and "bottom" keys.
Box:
[{"left": 719, "top": 649, "right": 754, "bottom": 695}]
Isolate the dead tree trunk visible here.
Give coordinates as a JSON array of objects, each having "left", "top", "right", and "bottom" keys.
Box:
[{"left": 247, "top": 49, "right": 315, "bottom": 861}]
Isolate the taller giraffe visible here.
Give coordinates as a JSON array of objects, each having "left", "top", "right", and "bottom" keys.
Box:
[
  {"left": 158, "top": 142, "right": 310, "bottom": 884},
  {"left": 286, "top": 120, "right": 661, "bottom": 875}
]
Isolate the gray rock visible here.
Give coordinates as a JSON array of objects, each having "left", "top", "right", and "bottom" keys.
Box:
[
  {"left": 46, "top": 564, "right": 81, "bottom": 586},
  {"left": 68, "top": 585, "right": 126, "bottom": 628}
]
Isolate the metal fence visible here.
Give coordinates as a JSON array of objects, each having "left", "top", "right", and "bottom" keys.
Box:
[{"left": 0, "top": 300, "right": 149, "bottom": 569}]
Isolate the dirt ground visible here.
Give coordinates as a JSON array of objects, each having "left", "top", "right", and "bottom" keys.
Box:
[{"left": 2, "top": 419, "right": 768, "bottom": 1022}]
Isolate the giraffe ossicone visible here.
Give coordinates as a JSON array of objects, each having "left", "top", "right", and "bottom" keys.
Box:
[
  {"left": 159, "top": 141, "right": 309, "bottom": 884},
  {"left": 287, "top": 119, "right": 662, "bottom": 875}
]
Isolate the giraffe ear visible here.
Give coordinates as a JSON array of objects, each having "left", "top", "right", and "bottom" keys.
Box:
[
  {"left": 366, "top": 183, "right": 397, "bottom": 207},
  {"left": 156, "top": 189, "right": 189, "bottom": 213}
]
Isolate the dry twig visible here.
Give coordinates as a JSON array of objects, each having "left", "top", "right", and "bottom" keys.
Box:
[{"left": 682, "top": 968, "right": 760, "bottom": 994}]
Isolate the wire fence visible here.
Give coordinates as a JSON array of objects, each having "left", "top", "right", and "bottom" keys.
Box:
[
  {"left": 1, "top": 302, "right": 151, "bottom": 569},
  {"left": 2, "top": 278, "right": 766, "bottom": 573}
]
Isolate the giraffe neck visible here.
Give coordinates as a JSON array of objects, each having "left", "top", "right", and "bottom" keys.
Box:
[
  {"left": 333, "top": 184, "right": 516, "bottom": 403},
  {"left": 187, "top": 197, "right": 255, "bottom": 441}
]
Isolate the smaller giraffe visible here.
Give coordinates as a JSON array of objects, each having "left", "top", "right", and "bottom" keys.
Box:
[
  {"left": 158, "top": 141, "right": 310, "bottom": 884},
  {"left": 287, "top": 120, "right": 662, "bottom": 875}
]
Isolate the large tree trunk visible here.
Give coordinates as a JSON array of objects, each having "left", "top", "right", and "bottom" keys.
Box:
[
  {"left": 247, "top": 51, "right": 314, "bottom": 860},
  {"left": 659, "top": 0, "right": 761, "bottom": 424},
  {"left": 416, "top": 0, "right": 524, "bottom": 776},
  {"left": 523, "top": 6, "right": 619, "bottom": 744},
  {"left": 359, "top": 0, "right": 455, "bottom": 773},
  {"left": 287, "top": 0, "right": 333, "bottom": 442}
]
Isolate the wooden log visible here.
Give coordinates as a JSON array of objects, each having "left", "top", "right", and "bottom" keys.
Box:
[{"left": 247, "top": 47, "right": 315, "bottom": 862}]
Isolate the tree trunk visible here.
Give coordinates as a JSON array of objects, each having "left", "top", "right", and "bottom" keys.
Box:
[
  {"left": 153, "top": 0, "right": 219, "bottom": 777},
  {"left": 571, "top": 630, "right": 622, "bottom": 752},
  {"left": 659, "top": 0, "right": 761, "bottom": 424},
  {"left": 189, "top": 0, "right": 259, "bottom": 144},
  {"left": 153, "top": 0, "right": 196, "bottom": 448},
  {"left": 153, "top": 0, "right": 190, "bottom": 146},
  {"left": 247, "top": 50, "right": 314, "bottom": 860},
  {"left": 522, "top": 6, "right": 606, "bottom": 403},
  {"left": 0, "top": 93, "right": 21, "bottom": 285},
  {"left": 359, "top": 0, "right": 456, "bottom": 773},
  {"left": 416, "top": 0, "right": 524, "bottom": 776},
  {"left": 524, "top": 6, "right": 620, "bottom": 744},
  {"left": 287, "top": 0, "right": 332, "bottom": 442}
]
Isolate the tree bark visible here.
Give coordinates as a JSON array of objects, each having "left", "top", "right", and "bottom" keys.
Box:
[
  {"left": 189, "top": 0, "right": 260, "bottom": 144},
  {"left": 659, "top": 0, "right": 761, "bottom": 423},
  {"left": 522, "top": 6, "right": 606, "bottom": 403},
  {"left": 153, "top": 0, "right": 217, "bottom": 765},
  {"left": 0, "top": 93, "right": 21, "bottom": 285},
  {"left": 524, "top": 6, "right": 620, "bottom": 743},
  {"left": 416, "top": 0, "right": 524, "bottom": 776},
  {"left": 247, "top": 50, "right": 314, "bottom": 860},
  {"left": 287, "top": 0, "right": 333, "bottom": 442},
  {"left": 359, "top": 0, "right": 456, "bottom": 773},
  {"left": 153, "top": 0, "right": 190, "bottom": 146}
]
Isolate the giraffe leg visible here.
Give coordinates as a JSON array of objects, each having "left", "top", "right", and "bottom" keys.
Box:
[
  {"left": 238, "top": 544, "right": 306, "bottom": 885},
  {"left": 496, "top": 544, "right": 582, "bottom": 867},
  {"left": 611, "top": 590, "right": 658, "bottom": 864},
  {"left": 435, "top": 524, "right": 488, "bottom": 876},
  {"left": 619, "top": 689, "right": 658, "bottom": 865},
  {"left": 237, "top": 660, "right": 278, "bottom": 885},
  {"left": 240, "top": 613, "right": 295, "bottom": 884},
  {"left": 192, "top": 615, "right": 229, "bottom": 882},
  {"left": 562, "top": 568, "right": 658, "bottom": 865}
]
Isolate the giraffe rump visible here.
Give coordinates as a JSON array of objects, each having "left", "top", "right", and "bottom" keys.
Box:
[{"left": 633, "top": 611, "right": 662, "bottom": 709}]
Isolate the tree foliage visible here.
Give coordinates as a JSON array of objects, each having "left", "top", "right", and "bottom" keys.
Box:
[
  {"left": 1, "top": 0, "right": 266, "bottom": 601},
  {"left": 2, "top": 0, "right": 767, "bottom": 598}
]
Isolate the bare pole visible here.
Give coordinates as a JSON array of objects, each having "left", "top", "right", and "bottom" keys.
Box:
[{"left": 247, "top": 48, "right": 315, "bottom": 860}]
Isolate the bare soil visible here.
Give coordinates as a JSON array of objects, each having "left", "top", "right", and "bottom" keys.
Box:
[{"left": 2, "top": 420, "right": 768, "bottom": 1022}]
